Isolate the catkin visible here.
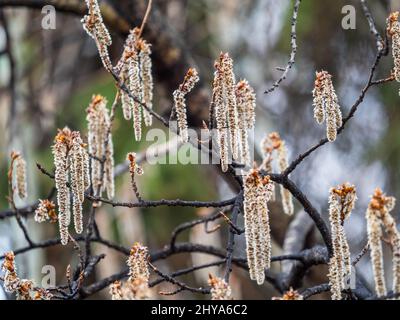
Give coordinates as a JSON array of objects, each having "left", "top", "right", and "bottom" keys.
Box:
[
  {"left": 1, "top": 252, "right": 20, "bottom": 293},
  {"left": 366, "top": 188, "right": 400, "bottom": 297},
  {"left": 110, "top": 281, "right": 123, "bottom": 300},
  {"left": 127, "top": 242, "right": 150, "bottom": 283},
  {"left": 86, "top": 95, "right": 115, "bottom": 199},
  {"left": 277, "top": 140, "right": 294, "bottom": 216},
  {"left": 208, "top": 275, "right": 233, "bottom": 300},
  {"left": 235, "top": 80, "right": 256, "bottom": 165},
  {"left": 34, "top": 199, "right": 57, "bottom": 223},
  {"left": 81, "top": 0, "right": 112, "bottom": 71},
  {"left": 53, "top": 127, "right": 89, "bottom": 244},
  {"left": 243, "top": 170, "right": 273, "bottom": 285},
  {"left": 388, "top": 12, "right": 400, "bottom": 86},
  {"left": 259, "top": 132, "right": 293, "bottom": 215},
  {"left": 312, "top": 71, "right": 342, "bottom": 142},
  {"left": 11, "top": 152, "right": 27, "bottom": 200},
  {"left": 173, "top": 68, "right": 200, "bottom": 143},
  {"left": 273, "top": 288, "right": 304, "bottom": 300},
  {"left": 70, "top": 132, "right": 86, "bottom": 234},
  {"left": 327, "top": 183, "right": 356, "bottom": 300},
  {"left": 328, "top": 189, "right": 343, "bottom": 300}
]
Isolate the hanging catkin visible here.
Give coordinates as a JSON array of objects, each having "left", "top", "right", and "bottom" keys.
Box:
[
  {"left": 243, "top": 170, "right": 274, "bottom": 285},
  {"left": 259, "top": 132, "right": 293, "bottom": 215},
  {"left": 11, "top": 151, "right": 27, "bottom": 200},
  {"left": 235, "top": 80, "right": 256, "bottom": 165},
  {"left": 81, "top": 0, "right": 112, "bottom": 71},
  {"left": 173, "top": 68, "right": 200, "bottom": 143},
  {"left": 86, "top": 95, "right": 115, "bottom": 199},
  {"left": 388, "top": 12, "right": 400, "bottom": 93},
  {"left": 327, "top": 183, "right": 356, "bottom": 300},
  {"left": 312, "top": 70, "right": 342, "bottom": 142},
  {"left": 366, "top": 188, "right": 400, "bottom": 298}
]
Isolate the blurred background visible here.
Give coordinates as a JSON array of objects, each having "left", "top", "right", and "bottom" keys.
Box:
[{"left": 1, "top": 0, "right": 400, "bottom": 299}]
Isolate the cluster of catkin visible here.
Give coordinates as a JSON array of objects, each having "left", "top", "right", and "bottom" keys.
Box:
[
  {"left": 10, "top": 151, "right": 27, "bottom": 200},
  {"left": 213, "top": 53, "right": 256, "bottom": 172},
  {"left": 388, "top": 12, "right": 400, "bottom": 92},
  {"left": 1, "top": 252, "right": 52, "bottom": 300},
  {"left": 110, "top": 242, "right": 151, "bottom": 300},
  {"left": 366, "top": 188, "right": 400, "bottom": 298},
  {"left": 208, "top": 275, "right": 233, "bottom": 300},
  {"left": 34, "top": 199, "right": 57, "bottom": 223},
  {"left": 81, "top": 0, "right": 112, "bottom": 71},
  {"left": 117, "top": 28, "right": 154, "bottom": 141},
  {"left": 52, "top": 127, "right": 90, "bottom": 245},
  {"left": 243, "top": 170, "right": 274, "bottom": 285},
  {"left": 86, "top": 95, "right": 115, "bottom": 199},
  {"left": 260, "top": 132, "right": 294, "bottom": 216},
  {"left": 327, "top": 183, "right": 357, "bottom": 300},
  {"left": 173, "top": 68, "right": 200, "bottom": 143},
  {"left": 312, "top": 70, "right": 342, "bottom": 142}
]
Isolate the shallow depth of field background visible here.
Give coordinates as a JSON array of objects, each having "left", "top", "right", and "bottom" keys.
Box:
[{"left": 1, "top": 0, "right": 400, "bottom": 299}]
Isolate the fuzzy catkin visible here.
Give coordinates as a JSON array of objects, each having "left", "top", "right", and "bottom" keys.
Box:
[
  {"left": 70, "top": 132, "right": 86, "bottom": 234},
  {"left": 366, "top": 189, "right": 400, "bottom": 297},
  {"left": 35, "top": 199, "right": 57, "bottom": 223},
  {"left": 86, "top": 95, "right": 115, "bottom": 199},
  {"left": 127, "top": 243, "right": 150, "bottom": 283},
  {"left": 140, "top": 42, "right": 154, "bottom": 127},
  {"left": 235, "top": 80, "right": 256, "bottom": 165},
  {"left": 277, "top": 141, "right": 294, "bottom": 216},
  {"left": 53, "top": 131, "right": 70, "bottom": 245},
  {"left": 221, "top": 53, "right": 239, "bottom": 160},
  {"left": 327, "top": 183, "right": 356, "bottom": 300},
  {"left": 367, "top": 203, "right": 386, "bottom": 297},
  {"left": 173, "top": 68, "right": 200, "bottom": 143},
  {"left": 81, "top": 0, "right": 112, "bottom": 71},
  {"left": 273, "top": 288, "right": 304, "bottom": 300},
  {"left": 243, "top": 170, "right": 273, "bottom": 285},
  {"left": 388, "top": 12, "right": 400, "bottom": 84},
  {"left": 12, "top": 152, "right": 27, "bottom": 200},
  {"left": 312, "top": 71, "right": 342, "bottom": 142},
  {"left": 110, "top": 281, "right": 123, "bottom": 300},
  {"left": 208, "top": 275, "right": 233, "bottom": 300}
]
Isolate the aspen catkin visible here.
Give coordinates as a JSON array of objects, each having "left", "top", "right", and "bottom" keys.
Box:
[
  {"left": 327, "top": 183, "right": 356, "bottom": 300},
  {"left": 312, "top": 71, "right": 342, "bottom": 142},
  {"left": 208, "top": 275, "right": 233, "bottom": 300},
  {"left": 81, "top": 0, "right": 112, "bottom": 71},
  {"left": 173, "top": 68, "right": 200, "bottom": 143},
  {"left": 388, "top": 12, "right": 400, "bottom": 86},
  {"left": 11, "top": 152, "right": 27, "bottom": 200},
  {"left": 235, "top": 80, "right": 256, "bottom": 165},
  {"left": 366, "top": 189, "right": 400, "bottom": 297},
  {"left": 86, "top": 95, "right": 115, "bottom": 199}
]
